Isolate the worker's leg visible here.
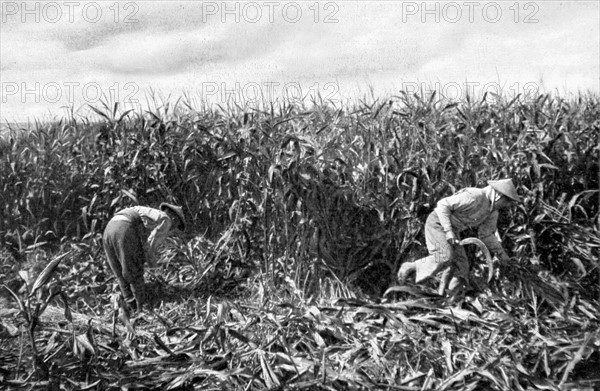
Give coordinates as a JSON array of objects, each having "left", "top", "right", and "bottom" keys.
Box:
[
  {"left": 398, "top": 212, "right": 452, "bottom": 283},
  {"left": 103, "top": 217, "right": 147, "bottom": 312},
  {"left": 438, "top": 245, "right": 469, "bottom": 295},
  {"left": 103, "top": 220, "right": 134, "bottom": 302},
  {"left": 447, "top": 249, "right": 469, "bottom": 292},
  {"left": 115, "top": 223, "right": 147, "bottom": 311}
]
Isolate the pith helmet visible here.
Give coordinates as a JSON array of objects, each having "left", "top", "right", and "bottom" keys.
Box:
[
  {"left": 488, "top": 179, "right": 521, "bottom": 203},
  {"left": 159, "top": 203, "right": 186, "bottom": 230}
]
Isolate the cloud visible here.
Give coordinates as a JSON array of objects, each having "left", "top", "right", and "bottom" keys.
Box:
[{"left": 1, "top": 1, "right": 598, "bottom": 122}]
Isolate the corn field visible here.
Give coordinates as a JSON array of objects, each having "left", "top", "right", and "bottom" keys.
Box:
[{"left": 0, "top": 92, "right": 599, "bottom": 390}]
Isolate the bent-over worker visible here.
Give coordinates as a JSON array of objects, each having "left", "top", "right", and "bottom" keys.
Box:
[
  {"left": 103, "top": 203, "right": 186, "bottom": 311},
  {"left": 397, "top": 179, "right": 521, "bottom": 293}
]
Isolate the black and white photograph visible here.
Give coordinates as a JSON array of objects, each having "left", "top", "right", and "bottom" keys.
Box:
[{"left": 1, "top": 1, "right": 599, "bottom": 389}]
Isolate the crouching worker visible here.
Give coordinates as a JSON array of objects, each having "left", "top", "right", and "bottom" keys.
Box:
[
  {"left": 397, "top": 179, "right": 521, "bottom": 294},
  {"left": 103, "top": 203, "right": 186, "bottom": 312}
]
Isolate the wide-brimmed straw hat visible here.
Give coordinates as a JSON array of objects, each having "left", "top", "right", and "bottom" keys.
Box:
[
  {"left": 488, "top": 179, "right": 521, "bottom": 203},
  {"left": 159, "top": 203, "right": 186, "bottom": 231}
]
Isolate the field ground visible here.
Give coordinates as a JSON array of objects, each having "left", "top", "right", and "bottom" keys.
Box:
[{"left": 0, "top": 243, "right": 599, "bottom": 391}]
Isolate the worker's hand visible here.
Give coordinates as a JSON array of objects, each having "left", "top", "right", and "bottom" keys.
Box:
[{"left": 445, "top": 231, "right": 459, "bottom": 245}]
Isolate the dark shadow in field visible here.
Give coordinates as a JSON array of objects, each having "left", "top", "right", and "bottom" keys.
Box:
[{"left": 145, "top": 280, "right": 196, "bottom": 308}]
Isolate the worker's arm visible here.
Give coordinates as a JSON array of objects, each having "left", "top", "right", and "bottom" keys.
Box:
[
  {"left": 478, "top": 211, "right": 510, "bottom": 262},
  {"left": 146, "top": 213, "right": 172, "bottom": 267},
  {"left": 435, "top": 190, "right": 473, "bottom": 244}
]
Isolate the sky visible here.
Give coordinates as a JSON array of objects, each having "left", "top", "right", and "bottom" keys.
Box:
[{"left": 0, "top": 0, "right": 599, "bottom": 122}]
